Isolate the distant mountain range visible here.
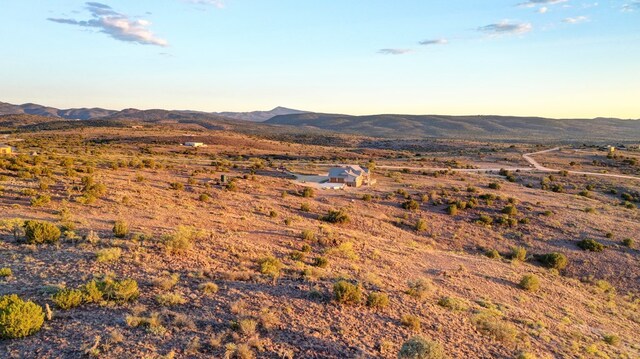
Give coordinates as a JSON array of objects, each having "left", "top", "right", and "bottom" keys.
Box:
[
  {"left": 0, "top": 101, "right": 305, "bottom": 122},
  {"left": 1, "top": 100, "right": 638, "bottom": 141}
]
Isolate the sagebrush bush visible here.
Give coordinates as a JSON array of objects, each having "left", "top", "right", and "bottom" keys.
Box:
[
  {"left": 333, "top": 280, "right": 361, "bottom": 305},
  {"left": 52, "top": 288, "right": 84, "bottom": 310},
  {"left": 0, "top": 268, "right": 12, "bottom": 277},
  {"left": 539, "top": 252, "right": 568, "bottom": 270},
  {"left": 402, "top": 200, "right": 420, "bottom": 211},
  {"left": 200, "top": 282, "right": 219, "bottom": 295},
  {"left": 622, "top": 238, "right": 635, "bottom": 248},
  {"left": 577, "top": 239, "right": 604, "bottom": 252},
  {"left": 81, "top": 280, "right": 104, "bottom": 303},
  {"left": 472, "top": 310, "right": 517, "bottom": 343},
  {"left": 313, "top": 256, "right": 329, "bottom": 268},
  {"left": 406, "top": 278, "right": 433, "bottom": 300},
  {"left": 96, "top": 247, "right": 122, "bottom": 263},
  {"left": 502, "top": 205, "right": 518, "bottom": 216},
  {"left": 415, "top": 219, "right": 427, "bottom": 232},
  {"left": 437, "top": 296, "right": 467, "bottom": 311},
  {"left": 519, "top": 274, "right": 540, "bottom": 292},
  {"left": 112, "top": 220, "right": 129, "bottom": 238},
  {"left": 366, "top": 292, "right": 390, "bottom": 309},
  {"left": 302, "top": 187, "right": 315, "bottom": 198},
  {"left": 398, "top": 336, "right": 446, "bottom": 359},
  {"left": 300, "top": 202, "right": 311, "bottom": 212},
  {"left": 23, "top": 220, "right": 61, "bottom": 244},
  {"left": 0, "top": 294, "right": 45, "bottom": 339},
  {"left": 485, "top": 249, "right": 501, "bottom": 259},
  {"left": 156, "top": 293, "right": 187, "bottom": 306},
  {"left": 258, "top": 257, "right": 283, "bottom": 281},
  {"left": 162, "top": 226, "right": 201, "bottom": 255},
  {"left": 100, "top": 278, "right": 139, "bottom": 303},
  {"left": 511, "top": 246, "right": 527, "bottom": 262},
  {"left": 301, "top": 229, "right": 315, "bottom": 241},
  {"left": 400, "top": 315, "right": 421, "bottom": 331},
  {"left": 321, "top": 209, "right": 350, "bottom": 224},
  {"left": 446, "top": 204, "right": 458, "bottom": 216}
]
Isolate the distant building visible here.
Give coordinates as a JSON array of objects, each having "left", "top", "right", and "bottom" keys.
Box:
[
  {"left": 131, "top": 125, "right": 143, "bottom": 129},
  {"left": 607, "top": 145, "right": 616, "bottom": 154},
  {"left": 328, "top": 165, "right": 372, "bottom": 187},
  {"left": 184, "top": 142, "right": 205, "bottom": 147},
  {"left": 0, "top": 144, "right": 12, "bottom": 155}
]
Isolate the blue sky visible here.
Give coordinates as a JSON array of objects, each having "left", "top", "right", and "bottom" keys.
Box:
[{"left": 0, "top": 0, "right": 639, "bottom": 118}]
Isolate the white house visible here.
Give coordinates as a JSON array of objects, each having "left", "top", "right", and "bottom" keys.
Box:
[
  {"left": 184, "top": 142, "right": 206, "bottom": 148},
  {"left": 328, "top": 165, "right": 372, "bottom": 187}
]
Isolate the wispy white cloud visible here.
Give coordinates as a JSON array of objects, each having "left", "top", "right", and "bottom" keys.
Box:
[
  {"left": 378, "top": 48, "right": 413, "bottom": 55},
  {"left": 623, "top": 1, "right": 640, "bottom": 11},
  {"left": 478, "top": 21, "right": 533, "bottom": 35},
  {"left": 419, "top": 39, "right": 448, "bottom": 46},
  {"left": 537, "top": 6, "right": 549, "bottom": 13},
  {"left": 563, "top": 15, "right": 589, "bottom": 23},
  {"left": 519, "top": 0, "right": 568, "bottom": 7},
  {"left": 48, "top": 2, "right": 168, "bottom": 47},
  {"left": 182, "top": 0, "right": 225, "bottom": 9}
]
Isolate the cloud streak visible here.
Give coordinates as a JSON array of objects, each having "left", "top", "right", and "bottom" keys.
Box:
[
  {"left": 419, "top": 39, "right": 448, "bottom": 46},
  {"left": 623, "top": 1, "right": 640, "bottom": 11},
  {"left": 48, "top": 2, "right": 168, "bottom": 47},
  {"left": 378, "top": 48, "right": 413, "bottom": 55},
  {"left": 563, "top": 16, "right": 589, "bottom": 23},
  {"left": 182, "top": 0, "right": 225, "bottom": 8},
  {"left": 478, "top": 21, "right": 533, "bottom": 35}
]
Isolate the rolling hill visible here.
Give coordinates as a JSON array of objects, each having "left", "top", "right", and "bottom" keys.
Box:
[{"left": 266, "top": 113, "right": 640, "bottom": 141}]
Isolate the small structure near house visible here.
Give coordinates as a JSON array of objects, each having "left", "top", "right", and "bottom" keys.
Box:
[
  {"left": 184, "top": 142, "right": 205, "bottom": 148},
  {"left": 607, "top": 145, "right": 616, "bottom": 154},
  {"left": 131, "top": 125, "right": 143, "bottom": 129},
  {"left": 0, "top": 144, "right": 12, "bottom": 155},
  {"left": 328, "top": 165, "right": 372, "bottom": 187}
]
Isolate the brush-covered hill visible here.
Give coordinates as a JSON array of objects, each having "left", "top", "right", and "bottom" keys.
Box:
[{"left": 266, "top": 113, "right": 640, "bottom": 142}]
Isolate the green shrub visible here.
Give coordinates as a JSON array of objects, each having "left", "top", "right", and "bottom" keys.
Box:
[
  {"left": 300, "top": 202, "right": 311, "bottom": 212},
  {"left": 485, "top": 249, "right": 501, "bottom": 259},
  {"left": 321, "top": 209, "right": 350, "bottom": 224},
  {"left": 415, "top": 219, "right": 428, "bottom": 232},
  {"left": 406, "top": 278, "right": 433, "bottom": 299},
  {"left": 156, "top": 293, "right": 186, "bottom": 306},
  {"left": 333, "top": 280, "right": 361, "bottom": 305},
  {"left": 488, "top": 182, "right": 501, "bottom": 190},
  {"left": 402, "top": 200, "right": 420, "bottom": 211},
  {"left": 511, "top": 246, "right": 527, "bottom": 262},
  {"left": 301, "top": 229, "right": 315, "bottom": 241},
  {"left": 81, "top": 280, "right": 104, "bottom": 303},
  {"left": 502, "top": 205, "right": 518, "bottom": 216},
  {"left": 52, "top": 289, "right": 84, "bottom": 310},
  {"left": 100, "top": 278, "right": 139, "bottom": 303},
  {"left": 169, "top": 182, "right": 184, "bottom": 190},
  {"left": 577, "top": 239, "right": 604, "bottom": 252},
  {"left": 96, "top": 247, "right": 122, "bottom": 263},
  {"left": 258, "top": 257, "right": 283, "bottom": 280},
  {"left": 472, "top": 310, "right": 517, "bottom": 343},
  {"left": 622, "top": 238, "right": 635, "bottom": 248},
  {"left": 313, "top": 256, "right": 328, "bottom": 268},
  {"left": 301, "top": 244, "right": 312, "bottom": 252},
  {"left": 366, "top": 292, "right": 389, "bottom": 309},
  {"left": 0, "top": 294, "right": 45, "bottom": 339},
  {"left": 398, "top": 336, "right": 446, "bottom": 359},
  {"left": 200, "top": 282, "right": 219, "bottom": 295},
  {"left": 400, "top": 315, "right": 421, "bottom": 331},
  {"left": 199, "top": 193, "right": 211, "bottom": 202},
  {"left": 446, "top": 204, "right": 458, "bottom": 216},
  {"left": 302, "top": 187, "right": 315, "bottom": 198},
  {"left": 362, "top": 194, "right": 373, "bottom": 201},
  {"left": 478, "top": 215, "right": 493, "bottom": 225},
  {"left": 603, "top": 334, "right": 620, "bottom": 346},
  {"left": 539, "top": 252, "right": 568, "bottom": 270},
  {"left": 30, "top": 194, "right": 51, "bottom": 207},
  {"left": 112, "top": 220, "right": 129, "bottom": 238},
  {"left": 437, "top": 296, "right": 467, "bottom": 311},
  {"left": 0, "top": 268, "right": 12, "bottom": 277},
  {"left": 23, "top": 220, "right": 61, "bottom": 244},
  {"left": 519, "top": 274, "right": 540, "bottom": 292},
  {"left": 162, "top": 226, "right": 201, "bottom": 255}
]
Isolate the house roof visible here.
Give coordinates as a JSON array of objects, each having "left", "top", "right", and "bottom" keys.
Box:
[{"left": 328, "top": 165, "right": 368, "bottom": 179}]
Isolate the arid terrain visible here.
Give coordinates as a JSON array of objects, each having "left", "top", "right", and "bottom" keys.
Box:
[{"left": 1, "top": 120, "right": 639, "bottom": 359}]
